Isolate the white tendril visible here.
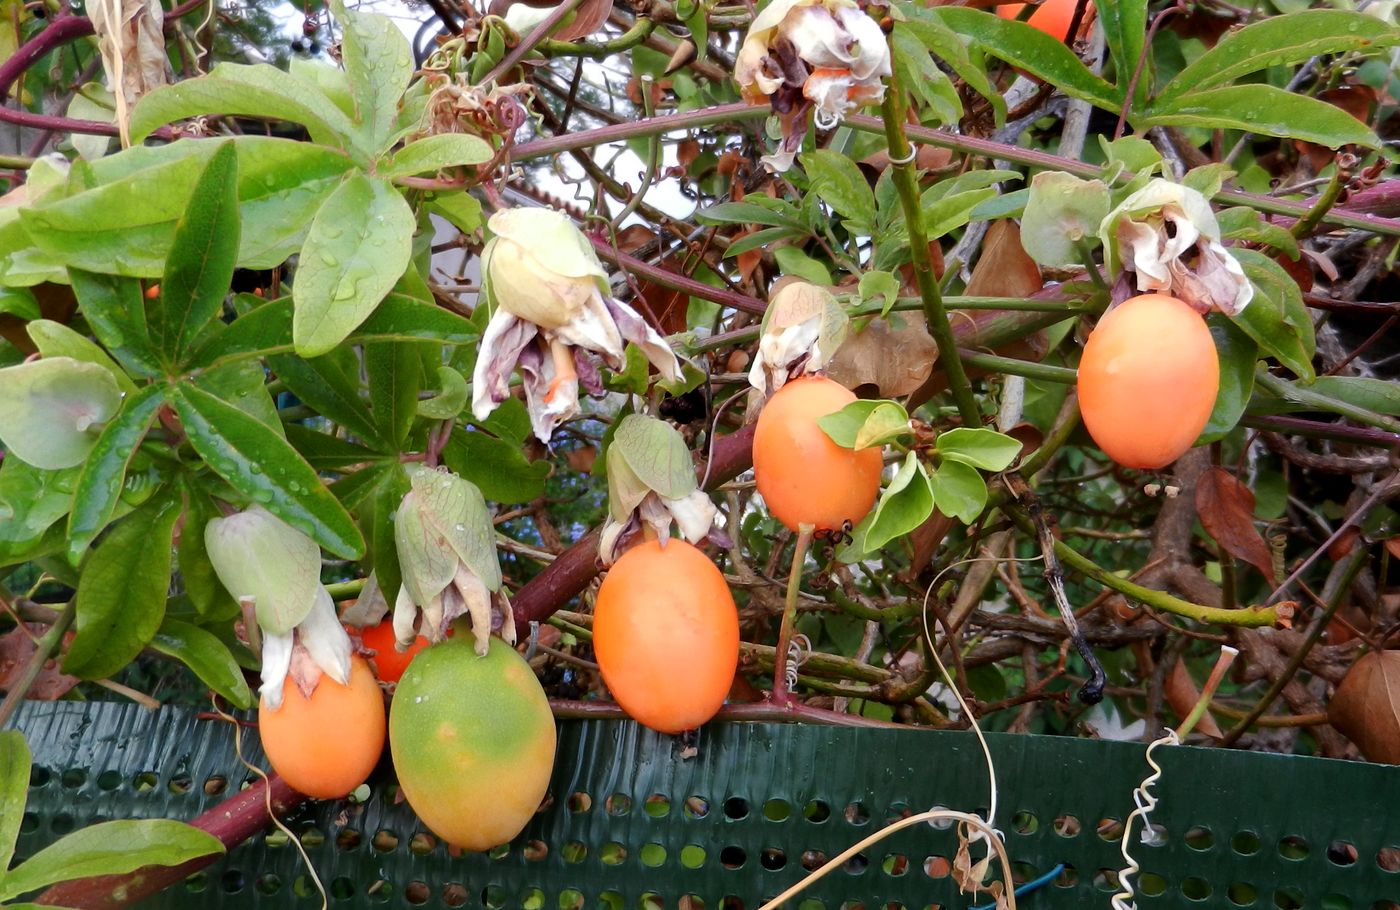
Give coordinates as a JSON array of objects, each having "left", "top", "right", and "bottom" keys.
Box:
[
  {"left": 785, "top": 632, "right": 812, "bottom": 695},
  {"left": 1111, "top": 727, "right": 1180, "bottom": 910}
]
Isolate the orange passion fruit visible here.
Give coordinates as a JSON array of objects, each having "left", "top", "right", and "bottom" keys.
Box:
[
  {"left": 358, "top": 619, "right": 429, "bottom": 684},
  {"left": 996, "top": 0, "right": 1087, "bottom": 42},
  {"left": 593, "top": 538, "right": 739, "bottom": 734},
  {"left": 753, "top": 376, "right": 883, "bottom": 532},
  {"left": 258, "top": 656, "right": 386, "bottom": 799},
  {"left": 389, "top": 635, "right": 557, "bottom": 851},
  {"left": 1076, "top": 293, "right": 1220, "bottom": 470}
]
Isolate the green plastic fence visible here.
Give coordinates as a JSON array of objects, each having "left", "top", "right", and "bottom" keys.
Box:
[{"left": 10, "top": 700, "right": 1400, "bottom": 909}]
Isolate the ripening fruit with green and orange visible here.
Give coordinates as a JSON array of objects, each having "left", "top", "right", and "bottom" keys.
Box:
[
  {"left": 753, "top": 376, "right": 883, "bottom": 532},
  {"left": 258, "top": 656, "right": 386, "bottom": 799},
  {"left": 593, "top": 538, "right": 739, "bottom": 733},
  {"left": 1076, "top": 293, "right": 1220, "bottom": 470},
  {"left": 390, "top": 634, "right": 557, "bottom": 851}
]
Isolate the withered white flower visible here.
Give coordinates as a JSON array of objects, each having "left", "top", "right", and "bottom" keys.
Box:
[
  {"left": 747, "top": 280, "right": 849, "bottom": 399},
  {"left": 205, "top": 506, "right": 351, "bottom": 710},
  {"left": 393, "top": 464, "right": 510, "bottom": 656},
  {"left": 471, "top": 207, "right": 683, "bottom": 442},
  {"left": 734, "top": 0, "right": 891, "bottom": 171},
  {"left": 598, "top": 414, "right": 724, "bottom": 565},
  {"left": 1099, "top": 179, "right": 1252, "bottom": 316}
]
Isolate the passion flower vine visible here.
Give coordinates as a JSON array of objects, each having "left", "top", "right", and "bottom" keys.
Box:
[
  {"left": 204, "top": 506, "right": 352, "bottom": 710},
  {"left": 734, "top": 0, "right": 892, "bottom": 172},
  {"left": 471, "top": 207, "right": 683, "bottom": 442}
]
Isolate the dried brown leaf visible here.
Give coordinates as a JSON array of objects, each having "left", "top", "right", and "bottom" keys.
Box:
[
  {"left": 1166, "top": 658, "right": 1223, "bottom": 738},
  {"left": 825, "top": 315, "right": 938, "bottom": 398},
  {"left": 1195, "top": 467, "right": 1278, "bottom": 584},
  {"left": 0, "top": 624, "right": 81, "bottom": 700},
  {"left": 1328, "top": 650, "right": 1400, "bottom": 764},
  {"left": 965, "top": 221, "right": 1043, "bottom": 299},
  {"left": 1385, "top": 537, "right": 1400, "bottom": 562},
  {"left": 89, "top": 0, "right": 169, "bottom": 145}
]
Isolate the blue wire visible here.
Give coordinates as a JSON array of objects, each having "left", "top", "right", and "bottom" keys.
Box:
[{"left": 969, "top": 863, "right": 1067, "bottom": 910}]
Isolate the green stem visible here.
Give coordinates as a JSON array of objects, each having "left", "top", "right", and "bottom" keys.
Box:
[
  {"left": 772, "top": 524, "right": 815, "bottom": 707},
  {"left": 325, "top": 579, "right": 366, "bottom": 600},
  {"left": 537, "top": 17, "right": 656, "bottom": 58},
  {"left": 0, "top": 599, "right": 76, "bottom": 728},
  {"left": 0, "top": 153, "right": 33, "bottom": 169},
  {"left": 1219, "top": 546, "right": 1368, "bottom": 746},
  {"left": 1016, "top": 394, "right": 1082, "bottom": 479},
  {"left": 1290, "top": 168, "right": 1344, "bottom": 240},
  {"left": 1255, "top": 369, "right": 1400, "bottom": 433},
  {"left": 1005, "top": 507, "right": 1280, "bottom": 627},
  {"left": 958, "top": 351, "right": 1077, "bottom": 384},
  {"left": 878, "top": 84, "right": 981, "bottom": 425}
]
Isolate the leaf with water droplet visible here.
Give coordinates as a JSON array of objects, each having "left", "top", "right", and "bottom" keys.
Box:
[{"left": 292, "top": 174, "right": 414, "bottom": 357}]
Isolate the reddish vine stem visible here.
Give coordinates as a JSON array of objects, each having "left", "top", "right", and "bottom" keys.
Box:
[{"left": 588, "top": 234, "right": 767, "bottom": 315}]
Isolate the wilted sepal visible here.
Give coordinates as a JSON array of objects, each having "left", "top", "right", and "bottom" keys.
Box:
[
  {"left": 259, "top": 585, "right": 353, "bottom": 710},
  {"left": 747, "top": 281, "right": 848, "bottom": 399},
  {"left": 339, "top": 571, "right": 389, "bottom": 628},
  {"left": 0, "top": 357, "right": 122, "bottom": 470},
  {"left": 471, "top": 208, "right": 682, "bottom": 442},
  {"left": 1099, "top": 179, "right": 1252, "bottom": 316},
  {"left": 392, "top": 464, "right": 508, "bottom": 655},
  {"left": 598, "top": 414, "right": 722, "bottom": 565},
  {"left": 734, "top": 0, "right": 891, "bottom": 172},
  {"left": 205, "top": 506, "right": 322, "bottom": 635},
  {"left": 1020, "top": 172, "right": 1110, "bottom": 268}
]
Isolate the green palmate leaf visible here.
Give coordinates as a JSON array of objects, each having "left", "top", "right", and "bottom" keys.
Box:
[
  {"left": 290, "top": 57, "right": 355, "bottom": 118},
  {"left": 1230, "top": 248, "right": 1316, "bottom": 381},
  {"left": 1157, "top": 10, "right": 1400, "bottom": 102},
  {"left": 292, "top": 174, "right": 416, "bottom": 357},
  {"left": 1020, "top": 172, "right": 1110, "bottom": 268},
  {"left": 0, "top": 357, "right": 122, "bottom": 470},
  {"left": 773, "top": 247, "right": 832, "bottom": 285},
  {"left": 1141, "top": 85, "right": 1381, "bottom": 150},
  {"left": 0, "top": 286, "right": 39, "bottom": 319},
  {"left": 723, "top": 227, "right": 799, "bottom": 259},
  {"left": 1216, "top": 207, "right": 1300, "bottom": 260},
  {"left": 936, "top": 427, "right": 1022, "bottom": 472},
  {"left": 365, "top": 462, "right": 411, "bottom": 605},
  {"left": 194, "top": 360, "right": 281, "bottom": 433},
  {"left": 27, "top": 318, "right": 137, "bottom": 394},
  {"left": 892, "top": 29, "right": 962, "bottom": 126},
  {"left": 0, "top": 730, "right": 29, "bottom": 875},
  {"left": 285, "top": 424, "right": 383, "bottom": 470},
  {"left": 923, "top": 187, "right": 998, "bottom": 239},
  {"left": 149, "top": 618, "right": 253, "bottom": 709},
  {"left": 1094, "top": 0, "right": 1147, "bottom": 101},
  {"left": 428, "top": 191, "right": 484, "bottom": 235},
  {"left": 1305, "top": 377, "right": 1400, "bottom": 417},
  {"left": 176, "top": 486, "right": 237, "bottom": 618},
  {"left": 379, "top": 134, "right": 495, "bottom": 179},
  {"left": 862, "top": 452, "right": 934, "bottom": 554},
  {"left": 897, "top": 16, "right": 1005, "bottom": 124},
  {"left": 366, "top": 340, "right": 423, "bottom": 447},
  {"left": 697, "top": 200, "right": 803, "bottom": 230},
  {"left": 0, "top": 460, "right": 77, "bottom": 566},
  {"left": 62, "top": 495, "right": 180, "bottom": 681},
  {"left": 818, "top": 400, "right": 911, "bottom": 450},
  {"left": 21, "top": 151, "right": 210, "bottom": 277},
  {"left": 66, "top": 385, "right": 163, "bottom": 560},
  {"left": 169, "top": 383, "right": 364, "bottom": 558},
  {"left": 332, "top": 0, "right": 414, "bottom": 154},
  {"left": 67, "top": 270, "right": 162, "bottom": 377},
  {"left": 0, "top": 819, "right": 224, "bottom": 901},
  {"left": 927, "top": 458, "right": 988, "bottom": 525},
  {"left": 267, "top": 350, "right": 384, "bottom": 447},
  {"left": 440, "top": 428, "right": 549, "bottom": 505},
  {"left": 799, "top": 149, "right": 876, "bottom": 229},
  {"left": 924, "top": 8, "right": 1123, "bottom": 112},
  {"left": 153, "top": 141, "right": 240, "bottom": 364},
  {"left": 128, "top": 64, "right": 360, "bottom": 153},
  {"left": 1199, "top": 317, "right": 1258, "bottom": 444},
  {"left": 417, "top": 365, "right": 469, "bottom": 420},
  {"left": 190, "top": 294, "right": 479, "bottom": 369}
]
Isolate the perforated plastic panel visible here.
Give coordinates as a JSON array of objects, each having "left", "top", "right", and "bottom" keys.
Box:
[{"left": 10, "top": 700, "right": 1400, "bottom": 909}]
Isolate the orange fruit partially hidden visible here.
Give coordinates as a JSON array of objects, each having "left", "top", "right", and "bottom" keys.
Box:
[
  {"left": 259, "top": 656, "right": 386, "bottom": 799},
  {"left": 1077, "top": 293, "right": 1220, "bottom": 470},
  {"left": 358, "top": 619, "right": 429, "bottom": 684},
  {"left": 593, "top": 539, "right": 739, "bottom": 734},
  {"left": 389, "top": 635, "right": 557, "bottom": 851},
  {"left": 753, "top": 376, "right": 883, "bottom": 532},
  {"left": 996, "top": 0, "right": 1087, "bottom": 42}
]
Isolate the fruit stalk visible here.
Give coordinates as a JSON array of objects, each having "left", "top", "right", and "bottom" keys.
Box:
[
  {"left": 37, "top": 775, "right": 304, "bottom": 910},
  {"left": 878, "top": 77, "right": 982, "bottom": 425},
  {"left": 771, "top": 523, "right": 816, "bottom": 708}
]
